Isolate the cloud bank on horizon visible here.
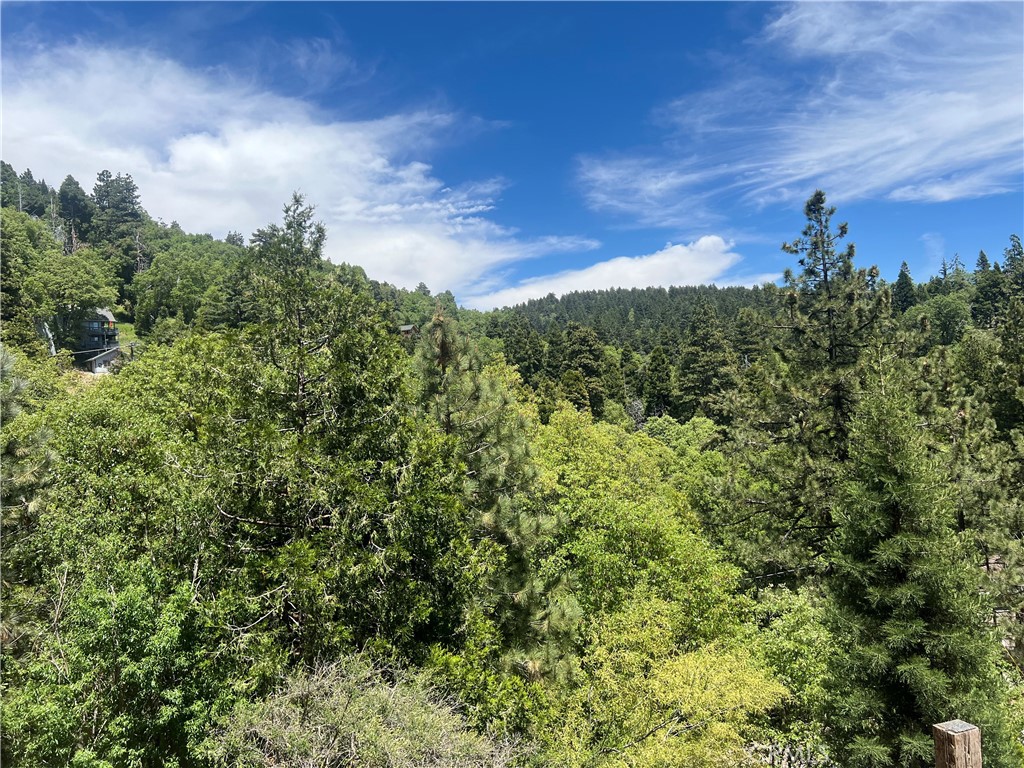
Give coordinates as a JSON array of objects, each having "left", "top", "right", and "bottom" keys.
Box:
[{"left": 2, "top": 2, "right": 1020, "bottom": 310}]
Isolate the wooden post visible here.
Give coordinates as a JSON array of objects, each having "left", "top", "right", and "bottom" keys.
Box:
[{"left": 933, "top": 720, "right": 981, "bottom": 768}]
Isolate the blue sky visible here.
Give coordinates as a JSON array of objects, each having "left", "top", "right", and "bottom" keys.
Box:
[{"left": 2, "top": 2, "right": 1021, "bottom": 309}]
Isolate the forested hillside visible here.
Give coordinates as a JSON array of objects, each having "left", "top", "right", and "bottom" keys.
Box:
[{"left": 2, "top": 164, "right": 1023, "bottom": 767}]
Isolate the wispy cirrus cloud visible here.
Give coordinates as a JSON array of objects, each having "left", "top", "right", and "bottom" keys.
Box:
[
  {"left": 1, "top": 43, "right": 595, "bottom": 296},
  {"left": 579, "top": 2, "right": 1023, "bottom": 227},
  {"left": 464, "top": 236, "right": 777, "bottom": 310}
]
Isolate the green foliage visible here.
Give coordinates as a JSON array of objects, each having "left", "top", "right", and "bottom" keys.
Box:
[
  {"left": 1002, "top": 234, "right": 1023, "bottom": 295},
  {"left": 905, "top": 292, "right": 971, "bottom": 350},
  {"left": 540, "top": 598, "right": 785, "bottom": 768},
  {"left": 643, "top": 345, "right": 673, "bottom": 417},
  {"left": 209, "top": 655, "right": 522, "bottom": 767},
  {"left": 23, "top": 246, "right": 119, "bottom": 349},
  {"left": 1, "top": 162, "right": 53, "bottom": 217},
  {"left": 992, "top": 298, "right": 1024, "bottom": 435},
  {"left": 520, "top": 407, "right": 745, "bottom": 678},
  {"left": 90, "top": 170, "right": 149, "bottom": 289},
  {"left": 718, "top": 191, "right": 894, "bottom": 580},
  {"left": 3, "top": 560, "right": 210, "bottom": 767},
  {"left": 490, "top": 312, "right": 545, "bottom": 383},
  {"left": 752, "top": 587, "right": 835, "bottom": 745},
  {"left": 427, "top": 608, "right": 546, "bottom": 736},
  {"left": 0, "top": 198, "right": 484, "bottom": 766},
  {"left": 893, "top": 262, "right": 917, "bottom": 314},
  {"left": 559, "top": 368, "right": 591, "bottom": 413},
  {"left": 1, "top": 208, "right": 61, "bottom": 353},
  {"left": 4, "top": 176, "right": 1020, "bottom": 768},
  {"left": 504, "top": 283, "right": 775, "bottom": 353},
  {"left": 132, "top": 237, "right": 242, "bottom": 334},
  {"left": 676, "top": 299, "right": 738, "bottom": 422},
  {"left": 825, "top": 382, "right": 1017, "bottom": 768},
  {"left": 563, "top": 322, "right": 606, "bottom": 417},
  {"left": 58, "top": 174, "right": 96, "bottom": 249}
]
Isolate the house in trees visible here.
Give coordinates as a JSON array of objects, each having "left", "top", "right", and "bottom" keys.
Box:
[{"left": 77, "top": 308, "right": 120, "bottom": 373}]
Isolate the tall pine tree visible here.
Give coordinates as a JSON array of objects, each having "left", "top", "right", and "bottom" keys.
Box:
[
  {"left": 676, "top": 298, "right": 738, "bottom": 422},
  {"left": 718, "top": 191, "right": 893, "bottom": 579},
  {"left": 826, "top": 379, "right": 1015, "bottom": 768},
  {"left": 893, "top": 261, "right": 917, "bottom": 314}
]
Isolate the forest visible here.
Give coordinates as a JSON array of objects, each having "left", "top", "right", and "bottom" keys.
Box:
[{"left": 1, "top": 160, "right": 1023, "bottom": 767}]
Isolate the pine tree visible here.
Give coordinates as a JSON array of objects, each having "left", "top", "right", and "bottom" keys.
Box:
[
  {"left": 732, "top": 306, "right": 769, "bottom": 369},
  {"left": 643, "top": 345, "right": 673, "bottom": 417},
  {"left": 600, "top": 347, "right": 627, "bottom": 407},
  {"left": 415, "top": 304, "right": 538, "bottom": 648},
  {"left": 563, "top": 322, "right": 605, "bottom": 417},
  {"left": 976, "top": 250, "right": 990, "bottom": 272},
  {"left": 676, "top": 299, "right": 738, "bottom": 422},
  {"left": 90, "top": 170, "right": 148, "bottom": 287},
  {"left": 57, "top": 175, "right": 95, "bottom": 250},
  {"left": 15, "top": 169, "right": 49, "bottom": 217},
  {"left": 542, "top": 326, "right": 567, "bottom": 381},
  {"left": 973, "top": 253, "right": 1007, "bottom": 329},
  {"left": 620, "top": 342, "right": 644, "bottom": 401},
  {"left": 718, "top": 191, "right": 894, "bottom": 579},
  {"left": 893, "top": 262, "right": 917, "bottom": 314},
  {"left": 778, "top": 190, "right": 891, "bottom": 457},
  {"left": 0, "top": 161, "right": 20, "bottom": 211},
  {"left": 498, "top": 313, "right": 544, "bottom": 383},
  {"left": 1003, "top": 234, "right": 1023, "bottom": 296},
  {"left": 992, "top": 297, "right": 1024, "bottom": 436},
  {"left": 558, "top": 368, "right": 591, "bottom": 413},
  {"left": 826, "top": 381, "right": 1014, "bottom": 768}
]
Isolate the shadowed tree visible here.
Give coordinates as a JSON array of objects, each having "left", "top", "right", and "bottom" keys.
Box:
[{"left": 643, "top": 344, "right": 673, "bottom": 417}]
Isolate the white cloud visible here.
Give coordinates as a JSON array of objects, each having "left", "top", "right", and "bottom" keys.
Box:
[
  {"left": 579, "top": 2, "right": 1023, "bottom": 224},
  {"left": 1, "top": 43, "right": 595, "bottom": 297},
  {"left": 464, "top": 236, "right": 778, "bottom": 310}
]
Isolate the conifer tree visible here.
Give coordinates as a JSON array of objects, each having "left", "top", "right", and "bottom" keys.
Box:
[
  {"left": 676, "top": 299, "right": 738, "bottom": 422},
  {"left": 976, "top": 250, "right": 990, "bottom": 272},
  {"left": 600, "top": 347, "right": 627, "bottom": 407},
  {"left": 992, "top": 297, "right": 1024, "bottom": 435},
  {"left": 563, "top": 322, "right": 605, "bottom": 417},
  {"left": 1003, "top": 234, "right": 1023, "bottom": 296},
  {"left": 0, "top": 161, "right": 20, "bottom": 210},
  {"left": 718, "top": 191, "right": 893, "bottom": 579},
  {"left": 542, "top": 326, "right": 567, "bottom": 381},
  {"left": 893, "top": 261, "right": 917, "bottom": 314},
  {"left": 732, "top": 306, "right": 769, "bottom": 368},
  {"left": 972, "top": 253, "right": 1006, "bottom": 329},
  {"left": 780, "top": 190, "right": 887, "bottom": 429},
  {"left": 643, "top": 345, "right": 673, "bottom": 417},
  {"left": 826, "top": 381, "right": 1015, "bottom": 768},
  {"left": 90, "top": 170, "right": 148, "bottom": 287},
  {"left": 415, "top": 304, "right": 538, "bottom": 653},
  {"left": 620, "top": 343, "right": 644, "bottom": 402},
  {"left": 498, "top": 313, "right": 544, "bottom": 383},
  {"left": 57, "top": 175, "right": 95, "bottom": 251},
  {"left": 558, "top": 368, "right": 591, "bottom": 413},
  {"left": 416, "top": 305, "right": 533, "bottom": 515}
]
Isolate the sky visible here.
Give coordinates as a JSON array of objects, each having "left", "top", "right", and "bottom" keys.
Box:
[{"left": 2, "top": 2, "right": 1022, "bottom": 310}]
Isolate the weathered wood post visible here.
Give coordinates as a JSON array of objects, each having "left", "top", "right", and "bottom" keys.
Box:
[{"left": 933, "top": 720, "right": 981, "bottom": 768}]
